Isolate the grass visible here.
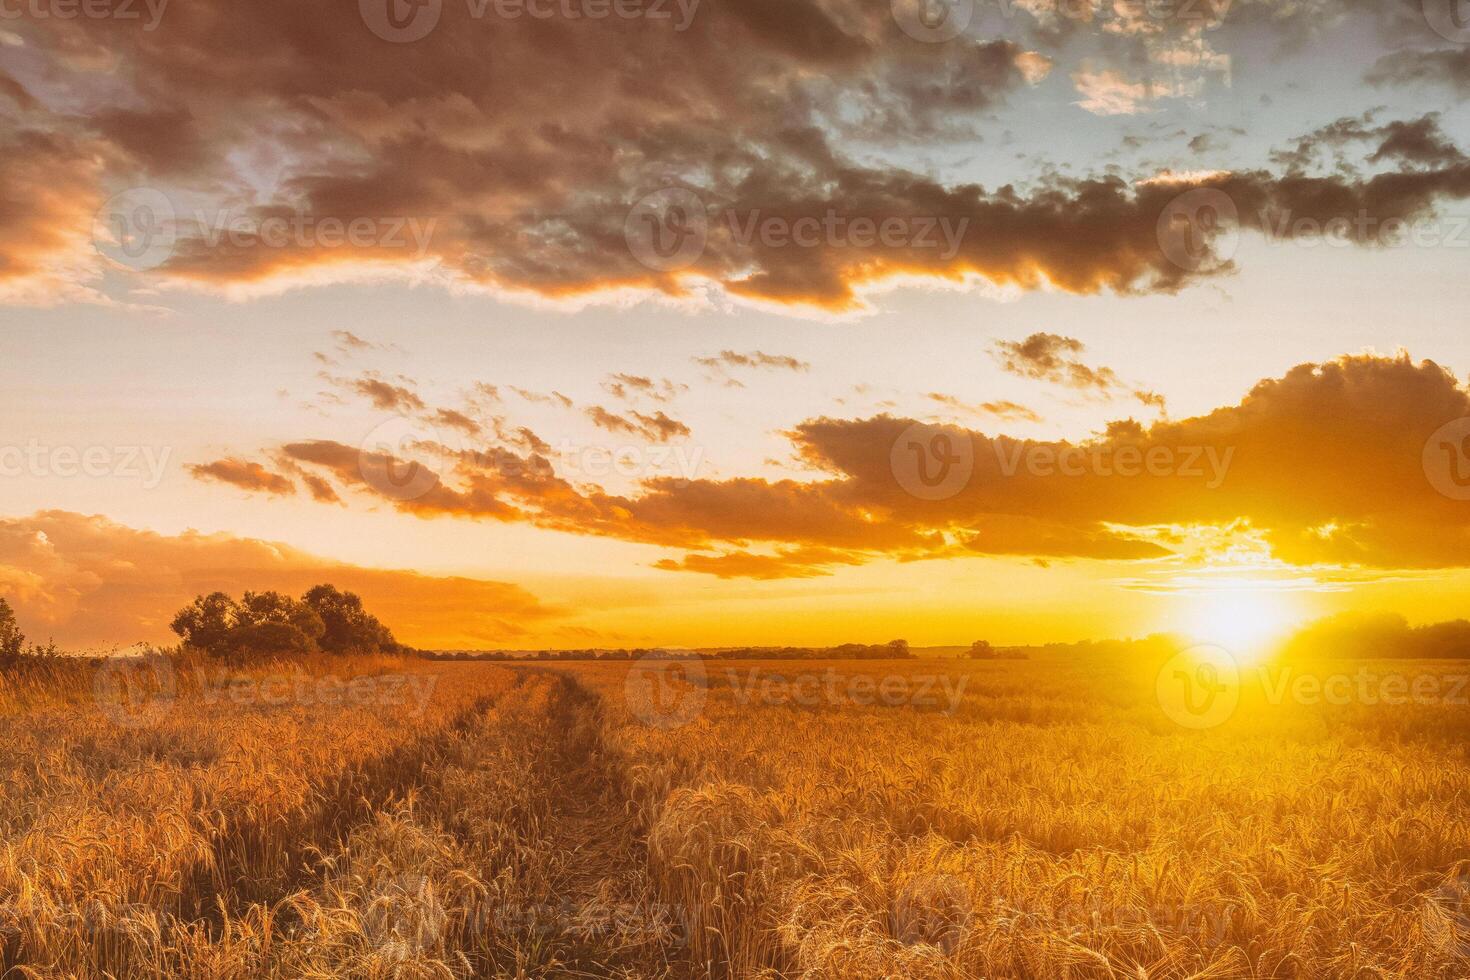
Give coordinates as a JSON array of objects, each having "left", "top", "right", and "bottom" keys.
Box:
[{"left": 1, "top": 650, "right": 1467, "bottom": 977}]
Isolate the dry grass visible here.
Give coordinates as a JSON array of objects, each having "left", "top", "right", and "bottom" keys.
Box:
[
  {"left": 3, "top": 651, "right": 1468, "bottom": 977},
  {"left": 560, "top": 655, "right": 1470, "bottom": 979},
  {"left": 0, "top": 654, "right": 675, "bottom": 978}
]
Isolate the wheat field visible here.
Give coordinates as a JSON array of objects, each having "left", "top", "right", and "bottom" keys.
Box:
[{"left": 1, "top": 650, "right": 1467, "bottom": 978}]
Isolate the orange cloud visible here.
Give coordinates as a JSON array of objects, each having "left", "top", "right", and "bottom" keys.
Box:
[
  {"left": 0, "top": 511, "right": 552, "bottom": 649},
  {"left": 926, "top": 394, "right": 1043, "bottom": 423},
  {"left": 216, "top": 352, "right": 1470, "bottom": 576},
  {"left": 695, "top": 350, "right": 810, "bottom": 373},
  {"left": 585, "top": 406, "right": 691, "bottom": 443},
  {"left": 0, "top": 130, "right": 109, "bottom": 303},
  {"left": 654, "top": 547, "right": 866, "bottom": 580},
  {"left": 340, "top": 374, "right": 425, "bottom": 413},
  {"left": 8, "top": 0, "right": 1466, "bottom": 312},
  {"left": 188, "top": 458, "right": 296, "bottom": 496},
  {"left": 993, "top": 333, "right": 1121, "bottom": 390},
  {"left": 602, "top": 374, "right": 685, "bottom": 403},
  {"left": 432, "top": 408, "right": 482, "bottom": 435}
]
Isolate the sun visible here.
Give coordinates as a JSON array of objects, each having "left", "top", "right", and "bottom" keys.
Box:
[{"left": 1183, "top": 588, "right": 1302, "bottom": 661}]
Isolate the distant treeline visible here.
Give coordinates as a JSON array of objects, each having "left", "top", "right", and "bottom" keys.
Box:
[
  {"left": 426, "top": 639, "right": 918, "bottom": 661},
  {"left": 1281, "top": 613, "right": 1470, "bottom": 660},
  {"left": 993, "top": 617, "right": 1470, "bottom": 660}
]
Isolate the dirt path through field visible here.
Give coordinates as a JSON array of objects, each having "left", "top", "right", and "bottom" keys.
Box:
[
  {"left": 252, "top": 667, "right": 692, "bottom": 978},
  {"left": 505, "top": 668, "right": 691, "bottom": 978},
  {"left": 0, "top": 665, "right": 690, "bottom": 979}
]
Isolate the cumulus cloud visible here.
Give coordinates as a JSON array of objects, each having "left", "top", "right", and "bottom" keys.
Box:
[
  {"left": 0, "top": 0, "right": 1047, "bottom": 310},
  {"left": 4, "top": 0, "right": 1462, "bottom": 312}
]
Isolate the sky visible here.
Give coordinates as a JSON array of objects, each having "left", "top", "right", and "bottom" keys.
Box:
[{"left": 1, "top": 0, "right": 1469, "bottom": 651}]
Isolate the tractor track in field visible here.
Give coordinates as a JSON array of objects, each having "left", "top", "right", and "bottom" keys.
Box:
[{"left": 495, "top": 668, "right": 695, "bottom": 979}]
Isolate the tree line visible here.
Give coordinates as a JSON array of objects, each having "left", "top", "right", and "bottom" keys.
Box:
[
  {"left": 430, "top": 640, "right": 919, "bottom": 661},
  {"left": 1280, "top": 612, "right": 1470, "bottom": 660}
]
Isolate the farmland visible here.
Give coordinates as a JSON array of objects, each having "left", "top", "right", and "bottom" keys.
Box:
[{"left": 1, "top": 650, "right": 1468, "bottom": 977}]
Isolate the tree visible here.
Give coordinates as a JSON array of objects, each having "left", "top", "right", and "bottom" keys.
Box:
[
  {"left": 169, "top": 585, "right": 398, "bottom": 660},
  {"left": 228, "top": 621, "right": 320, "bottom": 657},
  {"left": 228, "top": 591, "right": 326, "bottom": 657},
  {"left": 301, "top": 584, "right": 397, "bottom": 654},
  {"left": 170, "top": 592, "right": 239, "bottom": 655},
  {"left": 0, "top": 600, "right": 59, "bottom": 668},
  {"left": 235, "top": 591, "right": 326, "bottom": 643},
  {"left": 886, "top": 639, "right": 912, "bottom": 658},
  {"left": 966, "top": 640, "right": 996, "bottom": 660},
  {"left": 0, "top": 598, "right": 24, "bottom": 667}
]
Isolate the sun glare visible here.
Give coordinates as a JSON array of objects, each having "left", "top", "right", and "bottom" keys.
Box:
[{"left": 1183, "top": 588, "right": 1302, "bottom": 661}]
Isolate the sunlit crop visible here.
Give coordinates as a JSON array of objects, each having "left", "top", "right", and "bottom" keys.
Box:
[{"left": 3, "top": 652, "right": 1468, "bottom": 978}]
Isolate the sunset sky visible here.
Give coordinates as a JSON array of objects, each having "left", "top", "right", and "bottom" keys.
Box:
[{"left": 2, "top": 0, "right": 1469, "bottom": 650}]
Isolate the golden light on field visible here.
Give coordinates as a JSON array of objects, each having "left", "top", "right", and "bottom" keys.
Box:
[{"left": 1182, "top": 586, "right": 1303, "bottom": 661}]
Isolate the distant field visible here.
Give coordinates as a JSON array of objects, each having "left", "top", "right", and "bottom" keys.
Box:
[{"left": 2, "top": 652, "right": 1468, "bottom": 977}]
